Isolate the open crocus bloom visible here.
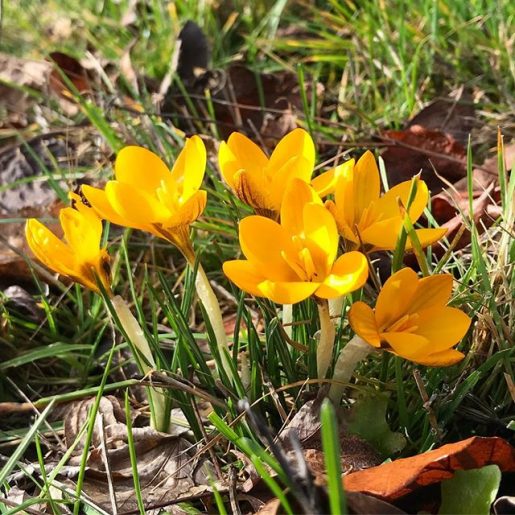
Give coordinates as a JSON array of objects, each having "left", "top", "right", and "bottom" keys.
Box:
[
  {"left": 349, "top": 267, "right": 471, "bottom": 366},
  {"left": 25, "top": 202, "right": 110, "bottom": 293},
  {"left": 325, "top": 151, "right": 447, "bottom": 251},
  {"left": 223, "top": 179, "right": 368, "bottom": 304},
  {"left": 82, "top": 137, "right": 207, "bottom": 260},
  {"left": 218, "top": 128, "right": 320, "bottom": 219}
]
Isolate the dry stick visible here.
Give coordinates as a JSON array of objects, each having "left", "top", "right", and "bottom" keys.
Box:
[
  {"left": 413, "top": 369, "right": 442, "bottom": 441},
  {"left": 0, "top": 379, "right": 141, "bottom": 416},
  {"left": 148, "top": 372, "right": 226, "bottom": 408}
]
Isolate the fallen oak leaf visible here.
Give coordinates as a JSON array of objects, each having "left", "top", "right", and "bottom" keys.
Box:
[
  {"left": 343, "top": 436, "right": 515, "bottom": 501},
  {"left": 380, "top": 125, "right": 467, "bottom": 192}
]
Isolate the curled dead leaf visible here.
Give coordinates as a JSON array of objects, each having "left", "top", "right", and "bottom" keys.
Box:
[
  {"left": 343, "top": 436, "right": 515, "bottom": 501},
  {"left": 59, "top": 396, "right": 215, "bottom": 513}
]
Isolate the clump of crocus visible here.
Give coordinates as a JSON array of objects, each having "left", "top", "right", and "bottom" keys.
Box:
[
  {"left": 219, "top": 128, "right": 337, "bottom": 220},
  {"left": 224, "top": 178, "right": 368, "bottom": 377},
  {"left": 329, "top": 267, "right": 471, "bottom": 403},
  {"left": 25, "top": 202, "right": 111, "bottom": 294},
  {"left": 81, "top": 138, "right": 235, "bottom": 385},
  {"left": 325, "top": 151, "right": 447, "bottom": 251},
  {"left": 82, "top": 137, "right": 207, "bottom": 262}
]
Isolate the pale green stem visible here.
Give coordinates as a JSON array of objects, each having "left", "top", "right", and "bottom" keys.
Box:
[
  {"left": 328, "top": 295, "right": 345, "bottom": 318},
  {"left": 193, "top": 262, "right": 235, "bottom": 384},
  {"left": 282, "top": 304, "right": 293, "bottom": 338},
  {"left": 111, "top": 295, "right": 168, "bottom": 432},
  {"left": 317, "top": 299, "right": 336, "bottom": 379},
  {"left": 328, "top": 335, "right": 372, "bottom": 405}
]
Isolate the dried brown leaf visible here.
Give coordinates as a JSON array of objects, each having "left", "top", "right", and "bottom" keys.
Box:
[
  {"left": 344, "top": 436, "right": 515, "bottom": 501},
  {"left": 58, "top": 396, "right": 215, "bottom": 513}
]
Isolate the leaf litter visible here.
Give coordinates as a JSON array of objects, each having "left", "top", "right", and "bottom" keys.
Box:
[{"left": 47, "top": 396, "right": 216, "bottom": 513}]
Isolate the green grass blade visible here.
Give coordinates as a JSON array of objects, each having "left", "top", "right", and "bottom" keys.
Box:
[{"left": 321, "top": 399, "right": 347, "bottom": 515}]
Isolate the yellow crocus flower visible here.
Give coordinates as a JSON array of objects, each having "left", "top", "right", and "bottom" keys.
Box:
[
  {"left": 25, "top": 202, "right": 110, "bottom": 293},
  {"left": 218, "top": 128, "right": 320, "bottom": 219},
  {"left": 81, "top": 136, "right": 207, "bottom": 260},
  {"left": 349, "top": 267, "right": 471, "bottom": 366},
  {"left": 325, "top": 151, "right": 447, "bottom": 251},
  {"left": 223, "top": 179, "right": 368, "bottom": 304}
]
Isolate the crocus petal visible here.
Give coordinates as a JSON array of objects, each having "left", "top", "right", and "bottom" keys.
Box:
[
  {"left": 348, "top": 301, "right": 381, "bottom": 347},
  {"left": 311, "top": 168, "right": 338, "bottom": 197},
  {"left": 81, "top": 185, "right": 128, "bottom": 227},
  {"left": 352, "top": 151, "right": 380, "bottom": 222},
  {"left": 360, "top": 217, "right": 403, "bottom": 250},
  {"left": 25, "top": 219, "right": 75, "bottom": 276},
  {"left": 371, "top": 179, "right": 429, "bottom": 222},
  {"left": 219, "top": 132, "right": 268, "bottom": 189},
  {"left": 170, "top": 135, "right": 206, "bottom": 198},
  {"left": 333, "top": 159, "right": 356, "bottom": 229},
  {"left": 218, "top": 141, "right": 239, "bottom": 190},
  {"left": 325, "top": 200, "right": 359, "bottom": 245},
  {"left": 233, "top": 169, "right": 271, "bottom": 212},
  {"left": 405, "top": 228, "right": 447, "bottom": 250},
  {"left": 115, "top": 146, "right": 170, "bottom": 193},
  {"left": 223, "top": 260, "right": 267, "bottom": 297},
  {"left": 105, "top": 181, "right": 170, "bottom": 226},
  {"left": 269, "top": 156, "right": 314, "bottom": 211},
  {"left": 238, "top": 216, "right": 297, "bottom": 281},
  {"left": 268, "top": 128, "right": 315, "bottom": 174},
  {"left": 258, "top": 279, "right": 319, "bottom": 305},
  {"left": 414, "top": 349, "right": 465, "bottom": 366},
  {"left": 281, "top": 179, "right": 321, "bottom": 236},
  {"left": 381, "top": 332, "right": 433, "bottom": 361},
  {"left": 316, "top": 251, "right": 368, "bottom": 299},
  {"left": 375, "top": 267, "right": 419, "bottom": 330},
  {"left": 415, "top": 306, "right": 471, "bottom": 351},
  {"left": 409, "top": 274, "right": 453, "bottom": 313},
  {"left": 162, "top": 190, "right": 207, "bottom": 229},
  {"left": 60, "top": 207, "right": 102, "bottom": 262},
  {"left": 302, "top": 202, "right": 339, "bottom": 271}
]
